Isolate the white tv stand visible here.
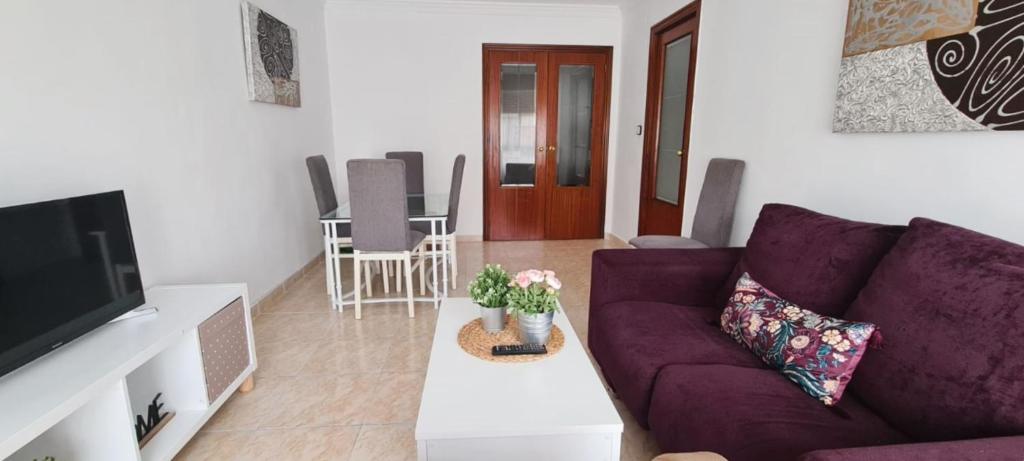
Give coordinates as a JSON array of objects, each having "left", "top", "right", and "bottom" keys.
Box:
[{"left": 0, "top": 284, "right": 257, "bottom": 461}]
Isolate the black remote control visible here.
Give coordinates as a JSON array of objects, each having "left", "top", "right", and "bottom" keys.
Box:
[{"left": 492, "top": 344, "right": 548, "bottom": 356}]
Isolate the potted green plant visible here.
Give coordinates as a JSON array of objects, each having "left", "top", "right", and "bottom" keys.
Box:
[
  {"left": 468, "top": 265, "right": 512, "bottom": 333},
  {"left": 507, "top": 269, "right": 561, "bottom": 345}
]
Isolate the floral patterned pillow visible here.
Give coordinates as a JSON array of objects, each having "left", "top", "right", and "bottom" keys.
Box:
[{"left": 720, "top": 273, "right": 879, "bottom": 406}]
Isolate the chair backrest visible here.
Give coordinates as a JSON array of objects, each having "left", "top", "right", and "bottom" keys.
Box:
[
  {"left": 691, "top": 158, "right": 745, "bottom": 248},
  {"left": 385, "top": 151, "right": 425, "bottom": 195},
  {"left": 446, "top": 155, "right": 466, "bottom": 232},
  {"left": 306, "top": 155, "right": 338, "bottom": 216},
  {"left": 346, "top": 159, "right": 411, "bottom": 252}
]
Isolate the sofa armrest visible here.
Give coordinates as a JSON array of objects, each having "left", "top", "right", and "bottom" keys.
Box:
[
  {"left": 798, "top": 436, "right": 1024, "bottom": 461},
  {"left": 589, "top": 248, "right": 743, "bottom": 312}
]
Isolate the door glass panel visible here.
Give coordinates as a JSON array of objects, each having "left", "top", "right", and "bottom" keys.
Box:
[
  {"left": 654, "top": 35, "right": 691, "bottom": 205},
  {"left": 556, "top": 65, "right": 594, "bottom": 187},
  {"left": 499, "top": 64, "right": 537, "bottom": 186}
]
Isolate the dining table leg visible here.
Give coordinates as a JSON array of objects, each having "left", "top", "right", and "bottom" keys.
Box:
[
  {"left": 333, "top": 225, "right": 347, "bottom": 312},
  {"left": 323, "top": 222, "right": 338, "bottom": 311},
  {"left": 430, "top": 219, "right": 439, "bottom": 309},
  {"left": 322, "top": 223, "right": 332, "bottom": 309},
  {"left": 441, "top": 219, "right": 449, "bottom": 299}
]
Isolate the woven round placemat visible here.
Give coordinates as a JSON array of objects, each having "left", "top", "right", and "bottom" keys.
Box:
[{"left": 457, "top": 315, "right": 564, "bottom": 363}]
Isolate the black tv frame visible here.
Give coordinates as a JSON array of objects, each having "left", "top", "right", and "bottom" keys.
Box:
[{"left": 0, "top": 191, "right": 146, "bottom": 379}]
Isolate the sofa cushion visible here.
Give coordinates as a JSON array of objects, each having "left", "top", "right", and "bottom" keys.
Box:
[
  {"left": 721, "top": 273, "right": 879, "bottom": 406},
  {"left": 648, "top": 364, "right": 909, "bottom": 461},
  {"left": 845, "top": 218, "right": 1024, "bottom": 442},
  {"left": 719, "top": 204, "right": 906, "bottom": 317},
  {"left": 588, "top": 301, "right": 764, "bottom": 428}
]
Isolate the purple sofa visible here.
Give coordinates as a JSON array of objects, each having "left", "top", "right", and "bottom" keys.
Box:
[{"left": 589, "top": 204, "right": 1024, "bottom": 461}]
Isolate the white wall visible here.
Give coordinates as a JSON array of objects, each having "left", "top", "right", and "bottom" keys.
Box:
[
  {"left": 609, "top": 0, "right": 694, "bottom": 241},
  {"left": 0, "top": 0, "right": 335, "bottom": 301},
  {"left": 611, "top": 0, "right": 1024, "bottom": 245},
  {"left": 324, "top": 0, "right": 622, "bottom": 237}
]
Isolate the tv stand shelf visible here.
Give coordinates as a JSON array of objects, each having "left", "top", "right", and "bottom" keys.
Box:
[{"left": 0, "top": 284, "right": 256, "bottom": 461}]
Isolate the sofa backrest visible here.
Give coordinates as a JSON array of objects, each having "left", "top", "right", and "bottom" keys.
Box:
[
  {"left": 845, "top": 218, "right": 1024, "bottom": 441},
  {"left": 718, "top": 204, "right": 906, "bottom": 318}
]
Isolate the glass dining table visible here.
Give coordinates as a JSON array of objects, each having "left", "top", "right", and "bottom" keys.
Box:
[{"left": 319, "top": 193, "right": 450, "bottom": 311}]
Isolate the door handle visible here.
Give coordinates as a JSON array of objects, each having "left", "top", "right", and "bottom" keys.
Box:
[
  {"left": 548, "top": 146, "right": 557, "bottom": 152},
  {"left": 676, "top": 149, "right": 684, "bottom": 157},
  {"left": 537, "top": 146, "right": 545, "bottom": 153}
]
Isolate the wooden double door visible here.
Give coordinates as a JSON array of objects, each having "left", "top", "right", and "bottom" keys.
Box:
[{"left": 483, "top": 44, "right": 612, "bottom": 241}]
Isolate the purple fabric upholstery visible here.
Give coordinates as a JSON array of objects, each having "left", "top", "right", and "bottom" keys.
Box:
[
  {"left": 844, "top": 218, "right": 1024, "bottom": 442},
  {"left": 590, "top": 248, "right": 743, "bottom": 313},
  {"left": 587, "top": 205, "right": 1024, "bottom": 460},
  {"left": 719, "top": 204, "right": 905, "bottom": 317},
  {"left": 588, "top": 248, "right": 746, "bottom": 428},
  {"left": 589, "top": 302, "right": 764, "bottom": 428},
  {"left": 648, "top": 364, "right": 909, "bottom": 461},
  {"left": 798, "top": 436, "right": 1024, "bottom": 461}
]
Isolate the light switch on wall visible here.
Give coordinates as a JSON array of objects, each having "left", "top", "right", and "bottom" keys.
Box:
[{"left": 635, "top": 125, "right": 643, "bottom": 136}]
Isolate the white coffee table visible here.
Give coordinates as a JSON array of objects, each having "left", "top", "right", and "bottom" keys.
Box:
[{"left": 415, "top": 298, "right": 623, "bottom": 461}]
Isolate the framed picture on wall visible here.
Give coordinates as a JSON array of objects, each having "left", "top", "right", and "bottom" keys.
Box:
[
  {"left": 833, "top": 0, "right": 1024, "bottom": 133},
  {"left": 241, "top": 1, "right": 301, "bottom": 107}
]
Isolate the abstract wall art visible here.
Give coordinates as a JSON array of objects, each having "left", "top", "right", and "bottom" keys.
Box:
[
  {"left": 241, "top": 2, "right": 301, "bottom": 107},
  {"left": 834, "top": 0, "right": 1024, "bottom": 132}
]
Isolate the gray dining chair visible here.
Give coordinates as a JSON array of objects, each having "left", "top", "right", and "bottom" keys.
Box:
[
  {"left": 384, "top": 151, "right": 425, "bottom": 292},
  {"left": 347, "top": 159, "right": 427, "bottom": 319},
  {"left": 412, "top": 154, "right": 465, "bottom": 290},
  {"left": 385, "top": 151, "right": 425, "bottom": 195},
  {"left": 306, "top": 155, "right": 351, "bottom": 236},
  {"left": 307, "top": 155, "right": 357, "bottom": 299},
  {"left": 630, "top": 158, "right": 746, "bottom": 249}
]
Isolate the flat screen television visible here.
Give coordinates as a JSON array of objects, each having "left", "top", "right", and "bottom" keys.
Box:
[{"left": 0, "top": 191, "right": 144, "bottom": 378}]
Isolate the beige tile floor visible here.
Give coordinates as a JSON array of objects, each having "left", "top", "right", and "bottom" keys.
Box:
[{"left": 175, "top": 238, "right": 663, "bottom": 461}]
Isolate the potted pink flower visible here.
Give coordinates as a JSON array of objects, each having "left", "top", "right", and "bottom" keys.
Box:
[{"left": 507, "top": 269, "right": 561, "bottom": 345}]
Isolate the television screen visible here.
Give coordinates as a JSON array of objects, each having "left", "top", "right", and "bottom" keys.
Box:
[{"left": 0, "top": 191, "right": 144, "bottom": 378}]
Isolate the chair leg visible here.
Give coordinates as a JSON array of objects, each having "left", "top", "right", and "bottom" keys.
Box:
[
  {"left": 364, "top": 261, "right": 373, "bottom": 297},
  {"left": 333, "top": 253, "right": 345, "bottom": 314},
  {"left": 450, "top": 235, "right": 458, "bottom": 290},
  {"left": 419, "top": 245, "right": 427, "bottom": 296},
  {"left": 404, "top": 252, "right": 415, "bottom": 318},
  {"left": 396, "top": 259, "right": 403, "bottom": 293},
  {"left": 353, "top": 253, "right": 363, "bottom": 320},
  {"left": 382, "top": 260, "right": 390, "bottom": 294}
]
